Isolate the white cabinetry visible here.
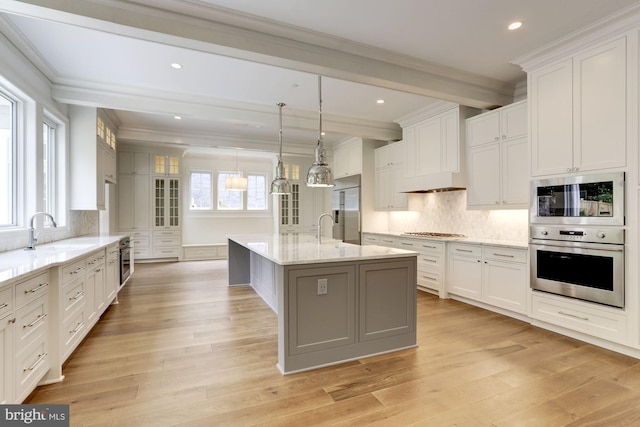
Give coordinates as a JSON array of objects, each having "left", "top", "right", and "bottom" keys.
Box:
[
  {"left": 333, "top": 138, "right": 363, "bottom": 179},
  {"left": 69, "top": 106, "right": 118, "bottom": 210},
  {"left": 375, "top": 141, "right": 408, "bottom": 210},
  {"left": 152, "top": 153, "right": 182, "bottom": 259},
  {"left": 118, "top": 151, "right": 151, "bottom": 259},
  {"left": 399, "top": 106, "right": 478, "bottom": 192},
  {"left": 466, "top": 100, "right": 529, "bottom": 209},
  {"left": 105, "top": 244, "right": 120, "bottom": 300},
  {"left": 0, "top": 286, "right": 13, "bottom": 404},
  {"left": 529, "top": 37, "right": 626, "bottom": 176},
  {"left": 14, "top": 272, "right": 49, "bottom": 402},
  {"left": 448, "top": 243, "right": 528, "bottom": 315}
]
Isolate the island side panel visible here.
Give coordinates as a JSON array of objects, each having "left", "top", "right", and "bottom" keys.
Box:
[
  {"left": 279, "top": 256, "right": 417, "bottom": 374},
  {"left": 227, "top": 238, "right": 250, "bottom": 286}
]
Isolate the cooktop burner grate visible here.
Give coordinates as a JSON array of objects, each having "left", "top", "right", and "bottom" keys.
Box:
[{"left": 403, "top": 232, "right": 466, "bottom": 238}]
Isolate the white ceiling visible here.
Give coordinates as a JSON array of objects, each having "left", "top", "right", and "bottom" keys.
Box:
[{"left": 0, "top": 0, "right": 638, "bottom": 152}]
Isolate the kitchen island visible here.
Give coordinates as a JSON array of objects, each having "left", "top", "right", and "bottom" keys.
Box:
[{"left": 227, "top": 233, "right": 418, "bottom": 374}]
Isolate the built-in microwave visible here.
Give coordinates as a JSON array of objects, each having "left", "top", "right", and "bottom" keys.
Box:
[{"left": 530, "top": 172, "right": 625, "bottom": 226}]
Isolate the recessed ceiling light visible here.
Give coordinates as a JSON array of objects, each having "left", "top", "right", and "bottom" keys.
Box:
[
  {"left": 508, "top": 21, "right": 523, "bottom": 31},
  {"left": 377, "top": 99, "right": 385, "bottom": 104},
  {"left": 291, "top": 83, "right": 299, "bottom": 88},
  {"left": 174, "top": 115, "right": 182, "bottom": 120},
  {"left": 171, "top": 63, "right": 182, "bottom": 69}
]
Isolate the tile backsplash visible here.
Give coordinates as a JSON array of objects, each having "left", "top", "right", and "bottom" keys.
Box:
[
  {"left": 388, "top": 190, "right": 528, "bottom": 242},
  {"left": 0, "top": 210, "right": 99, "bottom": 253}
]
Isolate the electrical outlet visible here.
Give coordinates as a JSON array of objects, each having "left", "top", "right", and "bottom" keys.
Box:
[{"left": 317, "top": 278, "right": 328, "bottom": 295}]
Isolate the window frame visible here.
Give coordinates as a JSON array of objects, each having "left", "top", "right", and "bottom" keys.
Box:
[
  {"left": 0, "top": 88, "right": 17, "bottom": 228},
  {"left": 189, "top": 169, "right": 214, "bottom": 211}
]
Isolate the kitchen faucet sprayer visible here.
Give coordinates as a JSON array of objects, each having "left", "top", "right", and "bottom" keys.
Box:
[
  {"left": 317, "top": 212, "right": 334, "bottom": 244},
  {"left": 25, "top": 212, "right": 57, "bottom": 250}
]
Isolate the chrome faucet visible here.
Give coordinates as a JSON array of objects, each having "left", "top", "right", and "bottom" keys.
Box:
[
  {"left": 25, "top": 212, "right": 57, "bottom": 250},
  {"left": 317, "top": 212, "right": 334, "bottom": 244}
]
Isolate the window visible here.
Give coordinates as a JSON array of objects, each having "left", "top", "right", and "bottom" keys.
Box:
[
  {"left": 217, "top": 172, "right": 243, "bottom": 210},
  {"left": 42, "top": 120, "right": 56, "bottom": 227},
  {"left": 0, "top": 91, "right": 15, "bottom": 227},
  {"left": 190, "top": 171, "right": 213, "bottom": 209},
  {"left": 247, "top": 174, "right": 267, "bottom": 210}
]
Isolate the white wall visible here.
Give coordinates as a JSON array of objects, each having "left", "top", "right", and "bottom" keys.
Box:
[
  {"left": 387, "top": 190, "right": 528, "bottom": 242},
  {"left": 182, "top": 151, "right": 276, "bottom": 245}
]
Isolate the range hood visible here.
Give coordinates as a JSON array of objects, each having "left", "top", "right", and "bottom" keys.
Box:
[{"left": 397, "top": 171, "right": 467, "bottom": 193}]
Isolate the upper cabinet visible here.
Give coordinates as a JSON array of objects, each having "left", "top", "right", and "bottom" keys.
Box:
[
  {"left": 333, "top": 138, "right": 363, "bottom": 179},
  {"left": 529, "top": 37, "right": 627, "bottom": 177},
  {"left": 374, "top": 141, "right": 407, "bottom": 211},
  {"left": 466, "top": 100, "right": 529, "bottom": 209},
  {"left": 398, "top": 106, "right": 479, "bottom": 192},
  {"left": 153, "top": 154, "right": 181, "bottom": 176},
  {"left": 69, "top": 106, "right": 118, "bottom": 210}
]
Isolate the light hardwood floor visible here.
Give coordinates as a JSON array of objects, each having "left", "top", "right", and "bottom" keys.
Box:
[{"left": 26, "top": 260, "right": 640, "bottom": 426}]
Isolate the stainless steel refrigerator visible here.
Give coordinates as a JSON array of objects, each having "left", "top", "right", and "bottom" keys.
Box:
[{"left": 332, "top": 175, "right": 361, "bottom": 245}]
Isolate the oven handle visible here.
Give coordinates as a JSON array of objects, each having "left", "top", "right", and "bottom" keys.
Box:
[{"left": 530, "top": 240, "right": 624, "bottom": 253}]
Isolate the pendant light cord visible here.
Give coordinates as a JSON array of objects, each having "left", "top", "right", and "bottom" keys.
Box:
[
  {"left": 277, "top": 102, "right": 285, "bottom": 159},
  {"left": 317, "top": 75, "right": 323, "bottom": 145}
]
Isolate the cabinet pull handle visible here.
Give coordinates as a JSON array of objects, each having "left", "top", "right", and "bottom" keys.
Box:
[
  {"left": 0, "top": 303, "right": 8, "bottom": 309},
  {"left": 69, "top": 322, "right": 85, "bottom": 334},
  {"left": 421, "top": 258, "right": 437, "bottom": 263},
  {"left": 558, "top": 311, "right": 589, "bottom": 321},
  {"left": 456, "top": 249, "right": 473, "bottom": 253},
  {"left": 25, "top": 282, "right": 48, "bottom": 294},
  {"left": 24, "top": 313, "right": 47, "bottom": 328},
  {"left": 69, "top": 291, "right": 85, "bottom": 301},
  {"left": 422, "top": 275, "right": 437, "bottom": 281},
  {"left": 24, "top": 352, "right": 47, "bottom": 372},
  {"left": 382, "top": 239, "right": 394, "bottom": 243},
  {"left": 70, "top": 267, "right": 84, "bottom": 275},
  {"left": 422, "top": 245, "right": 437, "bottom": 249},
  {"left": 401, "top": 242, "right": 413, "bottom": 246},
  {"left": 9, "top": 318, "right": 16, "bottom": 324},
  {"left": 492, "top": 253, "right": 515, "bottom": 258},
  {"left": 95, "top": 268, "right": 102, "bottom": 273}
]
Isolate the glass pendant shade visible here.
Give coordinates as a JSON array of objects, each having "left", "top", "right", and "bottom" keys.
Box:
[
  {"left": 306, "top": 75, "right": 334, "bottom": 188},
  {"left": 225, "top": 174, "right": 247, "bottom": 191},
  {"left": 270, "top": 102, "right": 291, "bottom": 195}
]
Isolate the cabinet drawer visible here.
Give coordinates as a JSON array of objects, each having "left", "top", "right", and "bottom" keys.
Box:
[
  {"left": 415, "top": 240, "right": 445, "bottom": 253},
  {"left": 16, "top": 336, "right": 49, "bottom": 400},
  {"left": 378, "top": 237, "right": 398, "bottom": 247},
  {"left": 153, "top": 235, "right": 181, "bottom": 247},
  {"left": 483, "top": 246, "right": 527, "bottom": 263},
  {"left": 132, "top": 235, "right": 149, "bottom": 248},
  {"left": 63, "top": 278, "right": 86, "bottom": 317},
  {"left": 86, "top": 251, "right": 106, "bottom": 268},
  {"left": 531, "top": 293, "right": 627, "bottom": 343},
  {"left": 152, "top": 247, "right": 181, "bottom": 258},
  {"left": 396, "top": 239, "right": 419, "bottom": 250},
  {"left": 0, "top": 286, "right": 12, "bottom": 319},
  {"left": 153, "top": 230, "right": 181, "bottom": 238},
  {"left": 417, "top": 253, "right": 443, "bottom": 269},
  {"left": 134, "top": 247, "right": 151, "bottom": 258},
  {"left": 61, "top": 258, "right": 88, "bottom": 286},
  {"left": 362, "top": 234, "right": 380, "bottom": 245},
  {"left": 417, "top": 270, "right": 441, "bottom": 290},
  {"left": 183, "top": 245, "right": 226, "bottom": 260},
  {"left": 15, "top": 294, "right": 48, "bottom": 354},
  {"left": 131, "top": 230, "right": 150, "bottom": 238},
  {"left": 449, "top": 244, "right": 482, "bottom": 257},
  {"left": 63, "top": 307, "right": 87, "bottom": 358},
  {"left": 15, "top": 271, "right": 49, "bottom": 308}
]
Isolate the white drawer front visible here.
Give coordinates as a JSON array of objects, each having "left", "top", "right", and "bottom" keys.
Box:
[
  {"left": 61, "top": 258, "right": 87, "bottom": 286},
  {"left": 63, "top": 278, "right": 86, "bottom": 317},
  {"left": 15, "top": 272, "right": 49, "bottom": 308},
  {"left": 153, "top": 236, "right": 181, "bottom": 247},
  {"left": 417, "top": 270, "right": 441, "bottom": 291},
  {"left": 414, "top": 240, "right": 445, "bottom": 253},
  {"left": 152, "top": 247, "right": 181, "bottom": 258},
  {"left": 63, "top": 307, "right": 87, "bottom": 358},
  {"left": 449, "top": 244, "right": 482, "bottom": 257},
  {"left": 0, "top": 286, "right": 13, "bottom": 319},
  {"left": 483, "top": 246, "right": 527, "bottom": 263},
  {"left": 531, "top": 293, "right": 627, "bottom": 343},
  {"left": 16, "top": 336, "right": 49, "bottom": 401},
  {"left": 15, "top": 294, "right": 48, "bottom": 354}
]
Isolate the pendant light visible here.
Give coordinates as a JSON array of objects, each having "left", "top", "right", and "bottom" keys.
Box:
[
  {"left": 225, "top": 149, "right": 248, "bottom": 191},
  {"left": 270, "top": 102, "right": 291, "bottom": 195},
  {"left": 306, "top": 75, "right": 334, "bottom": 187}
]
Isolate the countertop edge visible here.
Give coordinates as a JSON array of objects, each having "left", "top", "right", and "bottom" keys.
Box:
[{"left": 363, "top": 231, "right": 529, "bottom": 249}]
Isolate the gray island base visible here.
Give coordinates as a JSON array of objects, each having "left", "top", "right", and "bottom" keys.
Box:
[{"left": 227, "top": 234, "right": 418, "bottom": 374}]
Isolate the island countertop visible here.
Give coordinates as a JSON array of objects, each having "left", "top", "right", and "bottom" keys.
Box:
[{"left": 227, "top": 233, "right": 418, "bottom": 265}]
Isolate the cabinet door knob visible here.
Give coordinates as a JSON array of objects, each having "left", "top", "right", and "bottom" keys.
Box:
[{"left": 494, "top": 137, "right": 499, "bottom": 141}]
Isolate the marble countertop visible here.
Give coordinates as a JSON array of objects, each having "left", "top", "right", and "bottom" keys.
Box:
[
  {"left": 227, "top": 233, "right": 418, "bottom": 265},
  {"left": 0, "top": 234, "right": 128, "bottom": 286},
  {"left": 364, "top": 231, "right": 528, "bottom": 249}
]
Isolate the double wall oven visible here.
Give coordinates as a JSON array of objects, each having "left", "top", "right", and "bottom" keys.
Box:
[{"left": 529, "top": 172, "right": 625, "bottom": 308}]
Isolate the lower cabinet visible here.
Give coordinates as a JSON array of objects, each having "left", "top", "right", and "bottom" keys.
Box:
[
  {"left": 13, "top": 271, "right": 50, "bottom": 403},
  {"left": 105, "top": 243, "right": 120, "bottom": 301},
  {"left": 447, "top": 243, "right": 528, "bottom": 315},
  {"left": 1, "top": 310, "right": 13, "bottom": 404}
]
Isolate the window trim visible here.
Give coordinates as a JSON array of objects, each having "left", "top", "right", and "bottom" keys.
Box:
[{"left": 189, "top": 169, "right": 214, "bottom": 211}]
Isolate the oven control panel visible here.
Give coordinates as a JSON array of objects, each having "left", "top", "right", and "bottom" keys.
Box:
[{"left": 530, "top": 225, "right": 624, "bottom": 245}]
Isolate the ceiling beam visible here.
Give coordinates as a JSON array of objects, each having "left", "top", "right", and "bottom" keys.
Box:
[{"left": 3, "top": 0, "right": 515, "bottom": 109}]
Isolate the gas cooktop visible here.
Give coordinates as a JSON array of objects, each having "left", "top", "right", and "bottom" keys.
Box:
[{"left": 403, "top": 232, "right": 466, "bottom": 238}]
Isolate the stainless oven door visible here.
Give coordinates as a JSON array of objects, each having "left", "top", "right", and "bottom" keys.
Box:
[
  {"left": 530, "top": 240, "right": 624, "bottom": 308},
  {"left": 120, "top": 247, "right": 131, "bottom": 285}
]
